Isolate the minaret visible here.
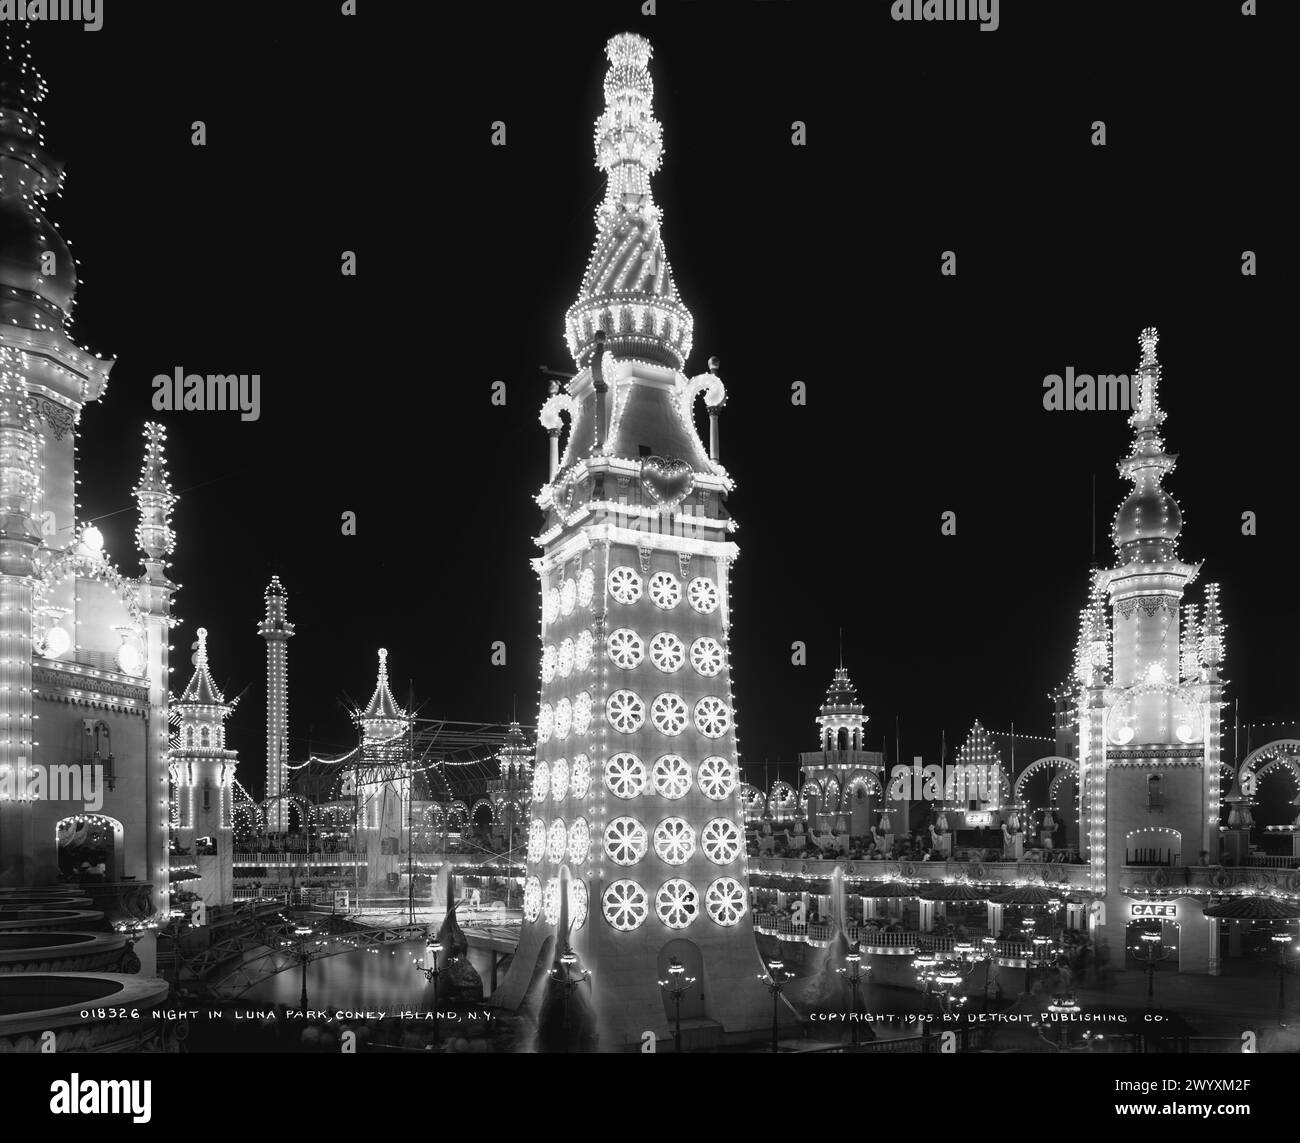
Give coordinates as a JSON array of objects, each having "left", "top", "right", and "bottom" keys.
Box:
[
  {"left": 171, "top": 628, "right": 238, "bottom": 906},
  {"left": 257, "top": 576, "right": 294, "bottom": 834},
  {"left": 1080, "top": 329, "right": 1224, "bottom": 973},
  {"left": 498, "top": 33, "right": 767, "bottom": 1049},
  {"left": 133, "top": 422, "right": 177, "bottom": 914}
]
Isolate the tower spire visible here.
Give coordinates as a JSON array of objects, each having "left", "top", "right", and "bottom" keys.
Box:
[
  {"left": 1111, "top": 327, "right": 1183, "bottom": 563},
  {"left": 133, "top": 422, "right": 177, "bottom": 565},
  {"left": 565, "top": 32, "right": 693, "bottom": 371}
]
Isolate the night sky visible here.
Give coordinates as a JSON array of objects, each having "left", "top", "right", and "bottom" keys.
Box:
[{"left": 24, "top": 2, "right": 1290, "bottom": 795}]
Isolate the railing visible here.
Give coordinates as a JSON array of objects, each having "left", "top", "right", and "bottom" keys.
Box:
[
  {"left": 1246, "top": 855, "right": 1300, "bottom": 869},
  {"left": 754, "top": 913, "right": 1039, "bottom": 960},
  {"left": 232, "top": 854, "right": 366, "bottom": 867},
  {"left": 748, "top": 857, "right": 1092, "bottom": 888}
]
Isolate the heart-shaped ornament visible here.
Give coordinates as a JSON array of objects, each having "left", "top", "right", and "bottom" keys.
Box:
[{"left": 640, "top": 456, "right": 695, "bottom": 510}]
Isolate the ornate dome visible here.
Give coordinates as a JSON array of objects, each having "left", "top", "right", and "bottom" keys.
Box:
[
  {"left": 1114, "top": 482, "right": 1182, "bottom": 546},
  {"left": 0, "top": 199, "right": 75, "bottom": 312}
]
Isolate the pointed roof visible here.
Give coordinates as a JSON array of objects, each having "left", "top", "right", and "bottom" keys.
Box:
[
  {"left": 177, "top": 627, "right": 228, "bottom": 709},
  {"left": 362, "top": 648, "right": 403, "bottom": 719},
  {"left": 356, "top": 648, "right": 408, "bottom": 739},
  {"left": 816, "top": 666, "right": 867, "bottom": 731},
  {"left": 564, "top": 33, "right": 693, "bottom": 371}
]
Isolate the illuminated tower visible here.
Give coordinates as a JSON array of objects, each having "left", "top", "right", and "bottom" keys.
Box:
[
  {"left": 497, "top": 33, "right": 767, "bottom": 1049},
  {"left": 353, "top": 649, "right": 410, "bottom": 899},
  {"left": 257, "top": 576, "right": 294, "bottom": 834},
  {"left": 798, "top": 665, "right": 885, "bottom": 836},
  {"left": 2, "top": 32, "right": 173, "bottom": 904},
  {"left": 171, "top": 628, "right": 238, "bottom": 905},
  {"left": 1080, "top": 328, "right": 1224, "bottom": 972}
]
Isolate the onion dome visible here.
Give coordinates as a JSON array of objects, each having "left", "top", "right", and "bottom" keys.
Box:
[
  {"left": 356, "top": 647, "right": 408, "bottom": 741},
  {"left": 1112, "top": 328, "right": 1183, "bottom": 556},
  {"left": 0, "top": 30, "right": 75, "bottom": 316},
  {"left": 564, "top": 33, "right": 693, "bottom": 372}
]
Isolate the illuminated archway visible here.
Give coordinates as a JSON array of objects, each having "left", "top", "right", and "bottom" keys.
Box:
[
  {"left": 56, "top": 813, "right": 124, "bottom": 881},
  {"left": 1013, "top": 756, "right": 1078, "bottom": 804}
]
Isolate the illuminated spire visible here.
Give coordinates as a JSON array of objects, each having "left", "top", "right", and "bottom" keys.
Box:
[
  {"left": 1112, "top": 327, "right": 1182, "bottom": 557},
  {"left": 356, "top": 647, "right": 408, "bottom": 740},
  {"left": 1180, "top": 602, "right": 1201, "bottom": 682},
  {"left": 1200, "top": 583, "right": 1226, "bottom": 675},
  {"left": 565, "top": 33, "right": 693, "bottom": 371},
  {"left": 179, "top": 627, "right": 228, "bottom": 708},
  {"left": 133, "top": 422, "right": 177, "bottom": 564}
]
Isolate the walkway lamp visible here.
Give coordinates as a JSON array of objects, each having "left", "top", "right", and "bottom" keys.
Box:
[
  {"left": 836, "top": 942, "right": 871, "bottom": 1046},
  {"left": 415, "top": 938, "right": 444, "bottom": 1044},
  {"left": 758, "top": 958, "right": 791, "bottom": 1054},
  {"left": 658, "top": 955, "right": 697, "bottom": 1053},
  {"left": 1130, "top": 929, "right": 1173, "bottom": 1006}
]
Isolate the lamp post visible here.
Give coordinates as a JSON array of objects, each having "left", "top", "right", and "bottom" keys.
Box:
[
  {"left": 658, "top": 955, "right": 697, "bottom": 1053},
  {"left": 1270, "top": 931, "right": 1293, "bottom": 1025},
  {"left": 549, "top": 944, "right": 592, "bottom": 1052},
  {"left": 1131, "top": 929, "right": 1173, "bottom": 1006},
  {"left": 758, "top": 958, "right": 790, "bottom": 1054},
  {"left": 836, "top": 942, "right": 871, "bottom": 1046},
  {"left": 415, "top": 938, "right": 444, "bottom": 1045},
  {"left": 288, "top": 924, "right": 318, "bottom": 1011},
  {"left": 1046, "top": 992, "right": 1081, "bottom": 1049},
  {"left": 980, "top": 935, "right": 1000, "bottom": 1005}
]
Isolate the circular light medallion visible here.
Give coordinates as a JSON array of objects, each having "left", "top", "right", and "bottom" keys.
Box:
[
  {"left": 654, "top": 818, "right": 696, "bottom": 865},
  {"left": 656, "top": 878, "right": 699, "bottom": 929},
  {"left": 705, "top": 877, "right": 747, "bottom": 926},
  {"left": 602, "top": 879, "right": 649, "bottom": 931},
  {"left": 648, "top": 572, "right": 682, "bottom": 610},
  {"left": 608, "top": 566, "right": 642, "bottom": 606}
]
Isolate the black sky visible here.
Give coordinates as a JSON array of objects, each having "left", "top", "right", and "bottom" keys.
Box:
[{"left": 24, "top": 1, "right": 1291, "bottom": 795}]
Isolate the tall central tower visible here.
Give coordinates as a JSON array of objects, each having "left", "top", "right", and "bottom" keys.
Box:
[
  {"left": 258, "top": 576, "right": 294, "bottom": 833},
  {"left": 1079, "top": 329, "right": 1225, "bottom": 973},
  {"left": 496, "top": 33, "right": 767, "bottom": 1050}
]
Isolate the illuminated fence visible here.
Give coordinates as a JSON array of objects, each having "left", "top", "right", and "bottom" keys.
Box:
[{"left": 752, "top": 912, "right": 1037, "bottom": 960}]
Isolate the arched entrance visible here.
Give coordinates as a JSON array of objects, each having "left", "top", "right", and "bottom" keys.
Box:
[
  {"left": 658, "top": 938, "right": 705, "bottom": 1023},
  {"left": 56, "top": 813, "right": 124, "bottom": 881}
]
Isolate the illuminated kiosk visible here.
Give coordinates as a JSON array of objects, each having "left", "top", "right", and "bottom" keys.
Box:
[
  {"left": 495, "top": 33, "right": 770, "bottom": 1049},
  {"left": 1078, "top": 329, "right": 1224, "bottom": 972}
]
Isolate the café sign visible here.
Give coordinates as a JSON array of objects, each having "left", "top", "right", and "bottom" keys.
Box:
[{"left": 1129, "top": 902, "right": 1177, "bottom": 920}]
